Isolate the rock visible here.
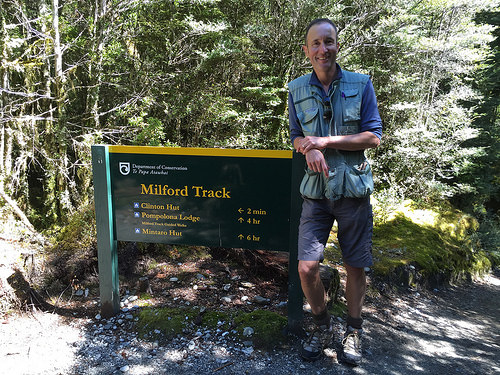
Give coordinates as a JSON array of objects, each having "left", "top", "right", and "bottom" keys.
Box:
[
  {"left": 243, "top": 327, "right": 254, "bottom": 337},
  {"left": 240, "top": 281, "right": 255, "bottom": 288},
  {"left": 223, "top": 283, "right": 231, "bottom": 291},
  {"left": 241, "top": 296, "right": 249, "bottom": 302},
  {"left": 319, "top": 264, "right": 340, "bottom": 306},
  {"left": 170, "top": 277, "right": 179, "bottom": 282},
  {"left": 119, "top": 365, "right": 130, "bottom": 372},
  {"left": 253, "top": 295, "right": 270, "bottom": 305},
  {"left": 74, "top": 289, "right": 84, "bottom": 296},
  {"left": 6, "top": 270, "right": 50, "bottom": 309},
  {"left": 242, "top": 347, "right": 254, "bottom": 355},
  {"left": 221, "top": 296, "right": 232, "bottom": 303},
  {"left": 138, "top": 277, "right": 152, "bottom": 293},
  {"left": 95, "top": 314, "right": 101, "bottom": 320}
]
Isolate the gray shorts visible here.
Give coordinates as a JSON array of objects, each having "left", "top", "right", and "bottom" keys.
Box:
[{"left": 298, "top": 197, "right": 373, "bottom": 268}]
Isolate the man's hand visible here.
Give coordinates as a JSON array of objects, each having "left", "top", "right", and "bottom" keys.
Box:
[
  {"left": 297, "top": 136, "right": 328, "bottom": 154},
  {"left": 305, "top": 149, "right": 329, "bottom": 178}
]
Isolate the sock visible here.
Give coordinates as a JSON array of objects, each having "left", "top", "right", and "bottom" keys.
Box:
[
  {"left": 312, "top": 309, "right": 330, "bottom": 327},
  {"left": 346, "top": 315, "right": 363, "bottom": 329}
]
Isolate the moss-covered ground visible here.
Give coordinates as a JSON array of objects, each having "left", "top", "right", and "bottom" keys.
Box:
[
  {"left": 325, "top": 199, "right": 492, "bottom": 288},
  {"left": 135, "top": 307, "right": 287, "bottom": 349}
]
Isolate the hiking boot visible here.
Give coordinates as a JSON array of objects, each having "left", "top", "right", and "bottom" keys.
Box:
[
  {"left": 339, "top": 326, "right": 363, "bottom": 365},
  {"left": 300, "top": 318, "right": 334, "bottom": 361}
]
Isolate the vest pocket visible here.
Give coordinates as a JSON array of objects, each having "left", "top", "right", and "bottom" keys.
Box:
[
  {"left": 324, "top": 161, "right": 373, "bottom": 200},
  {"left": 299, "top": 168, "right": 326, "bottom": 199},
  {"left": 344, "top": 161, "right": 374, "bottom": 198},
  {"left": 297, "top": 106, "right": 319, "bottom": 136},
  {"left": 342, "top": 88, "right": 361, "bottom": 123}
]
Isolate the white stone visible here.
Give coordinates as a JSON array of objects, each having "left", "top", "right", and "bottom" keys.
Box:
[
  {"left": 243, "top": 327, "right": 254, "bottom": 337},
  {"left": 242, "top": 347, "right": 254, "bottom": 355}
]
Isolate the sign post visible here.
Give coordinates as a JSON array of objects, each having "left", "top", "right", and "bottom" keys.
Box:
[
  {"left": 92, "top": 145, "right": 303, "bottom": 326},
  {"left": 91, "top": 146, "right": 120, "bottom": 317}
]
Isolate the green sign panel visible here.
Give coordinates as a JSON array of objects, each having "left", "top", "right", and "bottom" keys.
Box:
[
  {"left": 91, "top": 145, "right": 304, "bottom": 330},
  {"left": 108, "top": 146, "right": 292, "bottom": 251}
]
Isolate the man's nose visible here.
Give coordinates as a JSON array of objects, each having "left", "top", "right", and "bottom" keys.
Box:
[{"left": 319, "top": 43, "right": 328, "bottom": 52}]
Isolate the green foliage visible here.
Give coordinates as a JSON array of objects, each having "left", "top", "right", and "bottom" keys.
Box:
[
  {"left": 48, "top": 203, "right": 97, "bottom": 255},
  {"left": 131, "top": 116, "right": 167, "bottom": 146},
  {"left": 43, "top": 203, "right": 97, "bottom": 285}
]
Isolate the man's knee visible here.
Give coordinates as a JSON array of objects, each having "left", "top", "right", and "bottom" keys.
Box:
[
  {"left": 344, "top": 263, "right": 366, "bottom": 278},
  {"left": 298, "top": 260, "right": 320, "bottom": 281}
]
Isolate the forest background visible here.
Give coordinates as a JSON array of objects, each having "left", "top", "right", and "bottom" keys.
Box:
[{"left": 0, "top": 0, "right": 499, "bottom": 280}]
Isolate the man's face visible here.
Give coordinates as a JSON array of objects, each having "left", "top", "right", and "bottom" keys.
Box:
[{"left": 303, "top": 22, "right": 339, "bottom": 76}]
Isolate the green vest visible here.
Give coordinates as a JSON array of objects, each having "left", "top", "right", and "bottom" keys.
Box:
[{"left": 288, "top": 70, "right": 374, "bottom": 200}]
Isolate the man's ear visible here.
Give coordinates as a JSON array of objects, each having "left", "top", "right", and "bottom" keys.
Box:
[{"left": 302, "top": 44, "right": 308, "bottom": 56}]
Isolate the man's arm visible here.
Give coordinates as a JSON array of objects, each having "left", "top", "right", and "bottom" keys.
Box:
[
  {"left": 293, "top": 137, "right": 329, "bottom": 177},
  {"left": 294, "top": 132, "right": 379, "bottom": 177},
  {"left": 295, "top": 131, "right": 380, "bottom": 154}
]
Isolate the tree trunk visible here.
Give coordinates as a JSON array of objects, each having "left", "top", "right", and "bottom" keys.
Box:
[{"left": 86, "top": 0, "right": 108, "bottom": 130}]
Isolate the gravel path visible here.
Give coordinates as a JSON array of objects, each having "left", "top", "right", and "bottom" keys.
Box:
[{"left": 1, "top": 270, "right": 499, "bottom": 375}]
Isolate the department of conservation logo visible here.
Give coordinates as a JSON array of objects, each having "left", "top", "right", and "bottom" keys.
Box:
[{"left": 119, "top": 162, "right": 130, "bottom": 175}]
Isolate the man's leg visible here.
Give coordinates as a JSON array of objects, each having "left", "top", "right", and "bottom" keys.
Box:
[
  {"left": 340, "top": 263, "right": 366, "bottom": 365},
  {"left": 298, "top": 260, "right": 333, "bottom": 361},
  {"left": 298, "top": 260, "right": 326, "bottom": 316},
  {"left": 297, "top": 198, "right": 334, "bottom": 361},
  {"left": 344, "top": 264, "right": 366, "bottom": 321}
]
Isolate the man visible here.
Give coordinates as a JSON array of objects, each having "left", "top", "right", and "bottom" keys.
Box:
[{"left": 288, "top": 18, "right": 382, "bottom": 365}]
